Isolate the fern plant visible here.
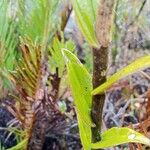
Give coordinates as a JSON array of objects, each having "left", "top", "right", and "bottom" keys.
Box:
[
  {"left": 9, "top": 38, "right": 42, "bottom": 149},
  {"left": 18, "top": 0, "right": 60, "bottom": 44},
  {"left": 0, "top": 0, "right": 66, "bottom": 149}
]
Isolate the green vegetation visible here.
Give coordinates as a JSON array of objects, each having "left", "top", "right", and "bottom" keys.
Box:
[{"left": 0, "top": 0, "right": 150, "bottom": 149}]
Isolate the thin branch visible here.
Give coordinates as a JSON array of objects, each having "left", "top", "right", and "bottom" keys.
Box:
[
  {"left": 56, "top": 1, "right": 72, "bottom": 40},
  {"left": 60, "top": 1, "right": 72, "bottom": 31},
  {"left": 128, "top": 0, "right": 147, "bottom": 27}
]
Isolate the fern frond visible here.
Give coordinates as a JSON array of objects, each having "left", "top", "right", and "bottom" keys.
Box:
[
  {"left": 9, "top": 39, "right": 43, "bottom": 148},
  {"left": 11, "top": 39, "right": 42, "bottom": 99},
  {"left": 18, "top": 0, "right": 60, "bottom": 44},
  {"left": 0, "top": 0, "right": 18, "bottom": 95}
]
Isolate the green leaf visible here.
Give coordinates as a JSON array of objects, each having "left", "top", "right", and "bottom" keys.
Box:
[
  {"left": 49, "top": 37, "right": 75, "bottom": 77},
  {"left": 18, "top": 0, "right": 60, "bottom": 43},
  {"left": 63, "top": 49, "right": 93, "bottom": 149},
  {"left": 7, "top": 139, "right": 28, "bottom": 150},
  {"left": 92, "top": 55, "right": 150, "bottom": 95},
  {"left": 91, "top": 127, "right": 150, "bottom": 149},
  {"left": 0, "top": 0, "right": 18, "bottom": 94},
  {"left": 49, "top": 37, "right": 65, "bottom": 77},
  {"left": 77, "top": 114, "right": 91, "bottom": 150},
  {"left": 72, "top": 0, "right": 98, "bottom": 47},
  {"left": 64, "top": 49, "right": 93, "bottom": 126}
]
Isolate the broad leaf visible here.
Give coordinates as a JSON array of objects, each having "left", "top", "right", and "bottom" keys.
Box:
[
  {"left": 91, "top": 127, "right": 150, "bottom": 149},
  {"left": 72, "top": 0, "right": 98, "bottom": 47},
  {"left": 77, "top": 114, "right": 91, "bottom": 150},
  {"left": 63, "top": 49, "right": 93, "bottom": 149},
  {"left": 92, "top": 55, "right": 150, "bottom": 95},
  {"left": 64, "top": 49, "right": 93, "bottom": 126}
]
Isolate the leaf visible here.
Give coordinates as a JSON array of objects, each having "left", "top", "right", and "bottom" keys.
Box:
[
  {"left": 7, "top": 139, "right": 28, "bottom": 150},
  {"left": 72, "top": 0, "right": 98, "bottom": 47},
  {"left": 10, "top": 39, "right": 42, "bottom": 99},
  {"left": 77, "top": 114, "right": 91, "bottom": 150},
  {"left": 18, "top": 0, "right": 60, "bottom": 43},
  {"left": 63, "top": 49, "right": 93, "bottom": 149},
  {"left": 91, "top": 127, "right": 150, "bottom": 149},
  {"left": 0, "top": 0, "right": 18, "bottom": 93},
  {"left": 49, "top": 37, "right": 64, "bottom": 76},
  {"left": 64, "top": 49, "right": 93, "bottom": 125},
  {"left": 92, "top": 55, "right": 150, "bottom": 95},
  {"left": 49, "top": 37, "right": 75, "bottom": 77}
]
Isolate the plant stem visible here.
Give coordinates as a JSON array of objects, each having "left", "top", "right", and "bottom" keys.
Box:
[
  {"left": 92, "top": 46, "right": 108, "bottom": 142},
  {"left": 60, "top": 1, "right": 72, "bottom": 31},
  {"left": 28, "top": 110, "right": 47, "bottom": 150},
  {"left": 91, "top": 0, "right": 115, "bottom": 144}
]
